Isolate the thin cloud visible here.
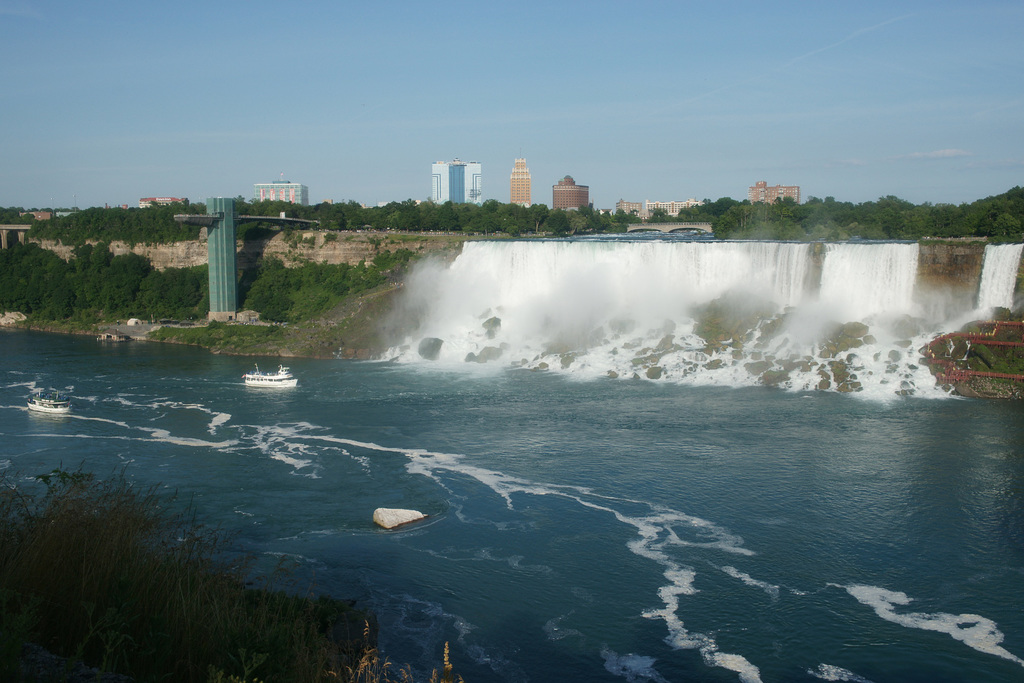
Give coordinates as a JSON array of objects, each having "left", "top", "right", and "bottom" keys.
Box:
[
  {"left": 662, "top": 14, "right": 915, "bottom": 114},
  {"left": 784, "top": 14, "right": 915, "bottom": 68},
  {"left": 895, "top": 149, "right": 973, "bottom": 160},
  {"left": 966, "top": 158, "right": 1024, "bottom": 170}
]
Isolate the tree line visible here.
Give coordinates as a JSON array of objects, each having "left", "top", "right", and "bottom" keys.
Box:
[
  {"left": 678, "top": 189, "right": 1024, "bottom": 241},
  {"left": 6, "top": 185, "right": 1024, "bottom": 243},
  {"left": 0, "top": 242, "right": 208, "bottom": 321},
  {"left": 0, "top": 240, "right": 414, "bottom": 325}
]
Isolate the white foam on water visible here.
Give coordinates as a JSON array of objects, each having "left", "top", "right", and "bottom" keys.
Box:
[
  {"left": 21, "top": 421, "right": 237, "bottom": 451},
  {"left": 808, "top": 663, "right": 876, "bottom": 682},
  {"left": 843, "top": 584, "right": 1024, "bottom": 667},
  {"left": 242, "top": 423, "right": 325, "bottom": 475},
  {"left": 67, "top": 414, "right": 132, "bottom": 429},
  {"left": 208, "top": 411, "right": 232, "bottom": 432},
  {"left": 135, "top": 426, "right": 237, "bottom": 449},
  {"left": 112, "top": 396, "right": 233, "bottom": 435},
  {"left": 292, "top": 432, "right": 768, "bottom": 681},
  {"left": 721, "top": 566, "right": 780, "bottom": 600},
  {"left": 601, "top": 646, "right": 669, "bottom": 683},
  {"left": 544, "top": 613, "right": 583, "bottom": 642}
]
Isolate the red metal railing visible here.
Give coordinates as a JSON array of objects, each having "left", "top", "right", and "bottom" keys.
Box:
[{"left": 924, "top": 321, "right": 1024, "bottom": 384}]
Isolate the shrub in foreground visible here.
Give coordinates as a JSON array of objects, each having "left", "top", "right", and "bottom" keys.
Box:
[{"left": 0, "top": 468, "right": 362, "bottom": 682}]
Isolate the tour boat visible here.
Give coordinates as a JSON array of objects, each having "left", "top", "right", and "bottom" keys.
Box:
[
  {"left": 243, "top": 364, "right": 298, "bottom": 388},
  {"left": 27, "top": 390, "right": 72, "bottom": 414}
]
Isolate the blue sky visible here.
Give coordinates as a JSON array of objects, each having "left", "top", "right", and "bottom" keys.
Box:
[{"left": 2, "top": 0, "right": 1022, "bottom": 210}]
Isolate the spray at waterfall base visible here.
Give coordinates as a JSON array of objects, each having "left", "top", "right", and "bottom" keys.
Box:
[{"left": 384, "top": 240, "right": 1024, "bottom": 398}]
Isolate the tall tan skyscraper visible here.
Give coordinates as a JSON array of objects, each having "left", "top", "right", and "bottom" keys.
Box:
[{"left": 510, "top": 158, "right": 531, "bottom": 206}]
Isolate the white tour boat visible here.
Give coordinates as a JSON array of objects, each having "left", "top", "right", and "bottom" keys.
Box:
[
  {"left": 243, "top": 364, "right": 298, "bottom": 388},
  {"left": 27, "top": 390, "right": 72, "bottom": 414}
]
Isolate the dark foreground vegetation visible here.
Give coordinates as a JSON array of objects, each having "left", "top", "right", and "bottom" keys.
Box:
[
  {"left": 7, "top": 185, "right": 1024, "bottom": 241},
  {"left": 0, "top": 468, "right": 462, "bottom": 683}
]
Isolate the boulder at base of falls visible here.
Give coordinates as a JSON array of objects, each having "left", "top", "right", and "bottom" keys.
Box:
[
  {"left": 373, "top": 508, "right": 426, "bottom": 529},
  {"left": 418, "top": 337, "right": 444, "bottom": 360},
  {"left": 465, "top": 345, "right": 503, "bottom": 363},
  {"left": 482, "top": 316, "right": 501, "bottom": 339}
]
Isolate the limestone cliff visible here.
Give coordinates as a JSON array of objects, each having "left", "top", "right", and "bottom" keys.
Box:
[
  {"left": 32, "top": 232, "right": 464, "bottom": 270},
  {"left": 916, "top": 240, "right": 988, "bottom": 310}
]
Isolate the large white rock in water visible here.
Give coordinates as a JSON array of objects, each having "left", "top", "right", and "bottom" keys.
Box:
[{"left": 373, "top": 508, "right": 426, "bottom": 529}]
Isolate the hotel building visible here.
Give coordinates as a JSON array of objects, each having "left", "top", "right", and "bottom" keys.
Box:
[
  {"left": 139, "top": 197, "right": 188, "bottom": 208},
  {"left": 616, "top": 200, "right": 643, "bottom": 216},
  {"left": 254, "top": 180, "right": 309, "bottom": 205},
  {"left": 552, "top": 175, "right": 589, "bottom": 210},
  {"left": 645, "top": 199, "right": 703, "bottom": 216},
  {"left": 616, "top": 198, "right": 703, "bottom": 219},
  {"left": 432, "top": 159, "right": 483, "bottom": 205},
  {"left": 748, "top": 180, "right": 800, "bottom": 204}
]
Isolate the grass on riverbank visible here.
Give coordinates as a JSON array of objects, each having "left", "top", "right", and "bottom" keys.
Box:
[
  {"left": 148, "top": 320, "right": 291, "bottom": 355},
  {"left": 0, "top": 468, "right": 461, "bottom": 683}
]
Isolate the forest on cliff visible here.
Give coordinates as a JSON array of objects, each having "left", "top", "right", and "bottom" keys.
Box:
[
  {"left": 4, "top": 186, "right": 1024, "bottom": 243},
  {"left": 0, "top": 241, "right": 413, "bottom": 325}
]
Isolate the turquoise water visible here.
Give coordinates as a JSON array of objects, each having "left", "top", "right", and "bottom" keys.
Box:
[{"left": 3, "top": 329, "right": 1023, "bottom": 683}]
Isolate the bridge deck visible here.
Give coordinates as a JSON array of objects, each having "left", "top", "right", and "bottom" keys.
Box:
[{"left": 626, "top": 222, "right": 712, "bottom": 233}]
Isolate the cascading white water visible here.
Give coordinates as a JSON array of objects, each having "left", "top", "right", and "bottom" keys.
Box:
[
  {"left": 818, "top": 242, "right": 920, "bottom": 321},
  {"left": 976, "top": 243, "right": 1024, "bottom": 310},
  {"left": 398, "top": 239, "right": 811, "bottom": 358},
  {"left": 388, "top": 238, "right": 1012, "bottom": 397}
]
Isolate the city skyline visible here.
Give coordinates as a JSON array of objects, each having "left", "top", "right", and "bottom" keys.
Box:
[{"left": 2, "top": 2, "right": 1022, "bottom": 211}]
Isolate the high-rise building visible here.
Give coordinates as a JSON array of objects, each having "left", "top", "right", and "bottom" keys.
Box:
[
  {"left": 431, "top": 159, "right": 483, "bottom": 205},
  {"left": 552, "top": 175, "right": 589, "bottom": 210},
  {"left": 510, "top": 158, "right": 531, "bottom": 206},
  {"left": 748, "top": 181, "right": 800, "bottom": 204},
  {"left": 254, "top": 180, "right": 309, "bottom": 205}
]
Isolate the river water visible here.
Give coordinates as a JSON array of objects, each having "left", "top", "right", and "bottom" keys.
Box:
[{"left": 3, "top": 238, "right": 1024, "bottom": 683}]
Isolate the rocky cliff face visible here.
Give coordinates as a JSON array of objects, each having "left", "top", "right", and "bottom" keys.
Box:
[
  {"left": 33, "top": 232, "right": 462, "bottom": 270},
  {"left": 916, "top": 240, "right": 988, "bottom": 310}
]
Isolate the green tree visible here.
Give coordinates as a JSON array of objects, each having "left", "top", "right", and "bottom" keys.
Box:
[
  {"left": 546, "top": 210, "right": 570, "bottom": 236},
  {"left": 528, "top": 203, "right": 549, "bottom": 232}
]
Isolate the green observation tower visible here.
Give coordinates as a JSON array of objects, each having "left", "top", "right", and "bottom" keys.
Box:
[
  {"left": 175, "top": 198, "right": 318, "bottom": 322},
  {"left": 207, "top": 197, "right": 238, "bottom": 320}
]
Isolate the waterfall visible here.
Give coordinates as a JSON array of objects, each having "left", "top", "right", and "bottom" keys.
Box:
[
  {"left": 976, "top": 243, "right": 1024, "bottom": 310},
  {"left": 818, "top": 242, "right": 919, "bottom": 321},
  {"left": 388, "top": 238, "right": 1015, "bottom": 397}
]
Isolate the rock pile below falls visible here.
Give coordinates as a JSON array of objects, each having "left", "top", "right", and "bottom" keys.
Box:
[{"left": 411, "top": 312, "right": 935, "bottom": 395}]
